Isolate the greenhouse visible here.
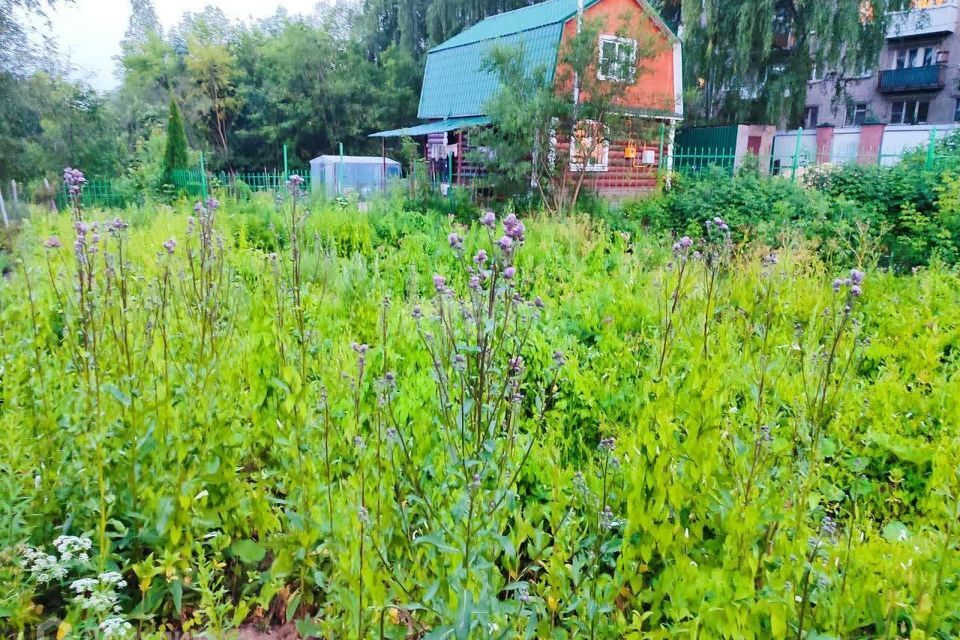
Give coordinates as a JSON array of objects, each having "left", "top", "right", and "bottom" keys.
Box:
[{"left": 309, "top": 155, "right": 401, "bottom": 199}]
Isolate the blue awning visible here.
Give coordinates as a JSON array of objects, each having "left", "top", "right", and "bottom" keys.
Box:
[{"left": 369, "top": 116, "right": 492, "bottom": 138}]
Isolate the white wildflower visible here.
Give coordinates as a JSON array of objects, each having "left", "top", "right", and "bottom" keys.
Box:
[{"left": 99, "top": 617, "right": 133, "bottom": 639}]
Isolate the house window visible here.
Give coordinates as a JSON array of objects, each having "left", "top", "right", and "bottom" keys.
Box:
[
  {"left": 597, "top": 34, "right": 637, "bottom": 83},
  {"left": 891, "top": 100, "right": 930, "bottom": 123},
  {"left": 804, "top": 106, "right": 820, "bottom": 128},
  {"left": 569, "top": 120, "right": 609, "bottom": 172},
  {"left": 845, "top": 103, "right": 868, "bottom": 125}
]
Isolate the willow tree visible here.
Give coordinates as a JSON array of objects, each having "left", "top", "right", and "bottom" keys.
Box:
[
  {"left": 359, "top": 0, "right": 540, "bottom": 60},
  {"left": 681, "top": 0, "right": 911, "bottom": 126}
]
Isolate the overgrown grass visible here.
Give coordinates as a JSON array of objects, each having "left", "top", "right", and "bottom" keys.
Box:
[{"left": 1, "top": 193, "right": 958, "bottom": 639}]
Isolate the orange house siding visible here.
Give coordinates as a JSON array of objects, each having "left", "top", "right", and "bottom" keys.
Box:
[{"left": 557, "top": 0, "right": 677, "bottom": 114}]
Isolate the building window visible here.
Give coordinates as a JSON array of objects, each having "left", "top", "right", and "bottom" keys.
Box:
[
  {"left": 895, "top": 46, "right": 937, "bottom": 69},
  {"left": 891, "top": 100, "right": 930, "bottom": 124},
  {"left": 570, "top": 120, "right": 609, "bottom": 172},
  {"left": 845, "top": 103, "right": 868, "bottom": 125},
  {"left": 597, "top": 35, "right": 637, "bottom": 83},
  {"left": 804, "top": 106, "right": 820, "bottom": 128}
]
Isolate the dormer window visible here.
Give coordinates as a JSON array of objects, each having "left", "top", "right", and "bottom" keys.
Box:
[{"left": 598, "top": 34, "right": 637, "bottom": 83}]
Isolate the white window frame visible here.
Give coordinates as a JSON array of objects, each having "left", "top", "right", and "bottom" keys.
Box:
[
  {"left": 845, "top": 103, "right": 868, "bottom": 126},
  {"left": 891, "top": 99, "right": 930, "bottom": 124},
  {"left": 569, "top": 120, "right": 610, "bottom": 173},
  {"left": 597, "top": 34, "right": 638, "bottom": 83}
]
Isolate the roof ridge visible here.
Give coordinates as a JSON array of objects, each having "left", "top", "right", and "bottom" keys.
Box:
[{"left": 428, "top": 0, "right": 591, "bottom": 53}]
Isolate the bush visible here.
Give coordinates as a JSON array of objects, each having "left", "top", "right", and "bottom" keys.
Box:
[{"left": 611, "top": 161, "right": 959, "bottom": 271}]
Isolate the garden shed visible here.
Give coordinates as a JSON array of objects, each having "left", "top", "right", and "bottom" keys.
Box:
[{"left": 310, "top": 155, "right": 401, "bottom": 199}]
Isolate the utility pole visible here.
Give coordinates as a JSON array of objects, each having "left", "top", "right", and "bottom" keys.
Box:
[{"left": 573, "top": 0, "right": 584, "bottom": 111}]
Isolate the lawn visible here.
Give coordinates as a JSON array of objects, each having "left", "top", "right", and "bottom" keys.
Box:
[{"left": 1, "top": 190, "right": 958, "bottom": 639}]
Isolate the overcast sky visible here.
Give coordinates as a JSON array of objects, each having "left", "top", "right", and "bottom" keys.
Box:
[{"left": 34, "top": 0, "right": 322, "bottom": 91}]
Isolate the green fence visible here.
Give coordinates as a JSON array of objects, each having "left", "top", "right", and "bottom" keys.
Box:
[
  {"left": 665, "top": 147, "right": 738, "bottom": 174},
  {"left": 169, "top": 169, "right": 312, "bottom": 199},
  {"left": 48, "top": 168, "right": 313, "bottom": 210}
]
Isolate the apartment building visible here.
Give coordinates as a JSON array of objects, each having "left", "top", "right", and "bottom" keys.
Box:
[{"left": 805, "top": 0, "right": 960, "bottom": 128}]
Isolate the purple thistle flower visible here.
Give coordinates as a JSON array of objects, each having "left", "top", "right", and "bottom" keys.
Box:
[
  {"left": 287, "top": 175, "right": 304, "bottom": 187},
  {"left": 534, "top": 296, "right": 544, "bottom": 309},
  {"left": 832, "top": 278, "right": 843, "bottom": 293},
  {"left": 480, "top": 211, "right": 496, "bottom": 228},
  {"left": 351, "top": 342, "right": 369, "bottom": 355},
  {"left": 503, "top": 266, "right": 516, "bottom": 280},
  {"left": 497, "top": 236, "right": 514, "bottom": 253},
  {"left": 553, "top": 350, "right": 566, "bottom": 366},
  {"left": 194, "top": 202, "right": 204, "bottom": 213},
  {"left": 205, "top": 197, "right": 220, "bottom": 211},
  {"left": 599, "top": 436, "right": 615, "bottom": 451},
  {"left": 469, "top": 275, "right": 481, "bottom": 290},
  {"left": 448, "top": 232, "right": 463, "bottom": 251},
  {"left": 850, "top": 268, "right": 865, "bottom": 285},
  {"left": 503, "top": 214, "right": 526, "bottom": 241},
  {"left": 473, "top": 249, "right": 488, "bottom": 266},
  {"left": 821, "top": 515, "right": 837, "bottom": 538},
  {"left": 63, "top": 167, "right": 86, "bottom": 196},
  {"left": 680, "top": 236, "right": 693, "bottom": 249},
  {"left": 44, "top": 236, "right": 62, "bottom": 249},
  {"left": 850, "top": 284, "right": 862, "bottom": 297},
  {"left": 162, "top": 238, "right": 177, "bottom": 255},
  {"left": 412, "top": 305, "right": 423, "bottom": 320},
  {"left": 509, "top": 356, "right": 524, "bottom": 373},
  {"left": 432, "top": 274, "right": 446, "bottom": 293}
]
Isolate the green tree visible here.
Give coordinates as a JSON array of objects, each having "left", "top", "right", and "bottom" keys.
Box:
[
  {"left": 0, "top": 0, "right": 57, "bottom": 73},
  {"left": 163, "top": 98, "right": 189, "bottom": 176},
  {"left": 681, "top": 0, "right": 911, "bottom": 125},
  {"left": 478, "top": 18, "right": 661, "bottom": 213}
]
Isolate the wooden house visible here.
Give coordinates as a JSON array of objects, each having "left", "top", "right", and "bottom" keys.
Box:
[{"left": 370, "top": 0, "right": 683, "bottom": 197}]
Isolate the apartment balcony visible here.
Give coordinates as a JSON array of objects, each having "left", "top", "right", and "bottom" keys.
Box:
[
  {"left": 886, "top": 1, "right": 959, "bottom": 39},
  {"left": 878, "top": 64, "right": 946, "bottom": 92}
]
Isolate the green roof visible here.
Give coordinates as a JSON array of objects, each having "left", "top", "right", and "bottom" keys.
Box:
[
  {"left": 429, "top": 0, "right": 600, "bottom": 53},
  {"left": 418, "top": 0, "right": 607, "bottom": 119},
  {"left": 416, "top": 0, "right": 678, "bottom": 120},
  {"left": 369, "top": 116, "right": 492, "bottom": 138}
]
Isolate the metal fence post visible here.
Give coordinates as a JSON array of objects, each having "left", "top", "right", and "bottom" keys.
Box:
[
  {"left": 283, "top": 144, "right": 289, "bottom": 180},
  {"left": 0, "top": 186, "right": 8, "bottom": 228},
  {"left": 791, "top": 127, "right": 804, "bottom": 181},
  {"left": 339, "top": 142, "right": 345, "bottom": 196},
  {"left": 926, "top": 127, "right": 937, "bottom": 170},
  {"left": 10, "top": 179, "right": 20, "bottom": 217},
  {"left": 200, "top": 153, "right": 208, "bottom": 202},
  {"left": 658, "top": 122, "right": 665, "bottom": 171}
]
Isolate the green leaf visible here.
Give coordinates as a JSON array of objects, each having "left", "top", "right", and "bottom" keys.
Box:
[
  {"left": 231, "top": 539, "right": 267, "bottom": 564},
  {"left": 286, "top": 591, "right": 302, "bottom": 622},
  {"left": 414, "top": 532, "right": 457, "bottom": 554},
  {"left": 169, "top": 580, "right": 183, "bottom": 614},
  {"left": 104, "top": 383, "right": 131, "bottom": 407},
  {"left": 454, "top": 590, "right": 473, "bottom": 640},
  {"left": 882, "top": 521, "right": 910, "bottom": 543}
]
